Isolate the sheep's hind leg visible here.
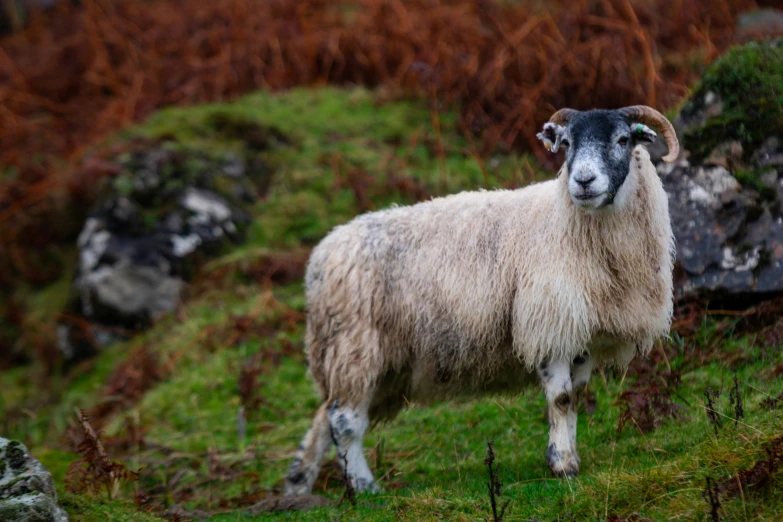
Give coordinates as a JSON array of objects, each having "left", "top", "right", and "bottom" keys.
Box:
[
  {"left": 538, "top": 359, "right": 579, "bottom": 477},
  {"left": 568, "top": 353, "right": 595, "bottom": 468},
  {"left": 328, "top": 399, "right": 379, "bottom": 493},
  {"left": 284, "top": 402, "right": 333, "bottom": 496}
]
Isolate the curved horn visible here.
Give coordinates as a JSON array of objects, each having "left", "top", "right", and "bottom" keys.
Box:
[
  {"left": 548, "top": 108, "right": 580, "bottom": 125},
  {"left": 618, "top": 105, "right": 680, "bottom": 162}
]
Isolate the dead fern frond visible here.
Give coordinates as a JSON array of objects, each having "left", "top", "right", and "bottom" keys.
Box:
[
  {"left": 615, "top": 370, "right": 684, "bottom": 434},
  {"left": 65, "top": 408, "right": 139, "bottom": 499},
  {"left": 484, "top": 441, "right": 510, "bottom": 522}
]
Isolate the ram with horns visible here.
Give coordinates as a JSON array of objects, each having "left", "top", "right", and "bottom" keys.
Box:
[{"left": 283, "top": 106, "right": 679, "bottom": 495}]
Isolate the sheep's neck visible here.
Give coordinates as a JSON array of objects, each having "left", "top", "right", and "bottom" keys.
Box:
[{"left": 556, "top": 160, "right": 672, "bottom": 340}]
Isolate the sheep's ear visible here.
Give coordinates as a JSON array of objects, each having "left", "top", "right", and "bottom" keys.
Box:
[
  {"left": 536, "top": 122, "right": 567, "bottom": 153},
  {"left": 630, "top": 123, "right": 657, "bottom": 144}
]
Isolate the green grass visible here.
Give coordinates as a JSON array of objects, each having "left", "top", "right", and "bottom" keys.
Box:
[
  {"left": 19, "top": 277, "right": 783, "bottom": 522},
  {"left": 2, "top": 87, "right": 782, "bottom": 521},
  {"left": 40, "top": 291, "right": 783, "bottom": 521}
]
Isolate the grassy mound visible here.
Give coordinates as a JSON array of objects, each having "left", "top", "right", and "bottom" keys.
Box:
[{"left": 2, "top": 88, "right": 782, "bottom": 521}]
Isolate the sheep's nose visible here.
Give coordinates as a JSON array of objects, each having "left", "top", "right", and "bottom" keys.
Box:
[{"left": 575, "top": 175, "right": 596, "bottom": 188}]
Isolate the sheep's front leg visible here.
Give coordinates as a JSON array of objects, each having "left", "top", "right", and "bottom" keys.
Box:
[{"left": 538, "top": 359, "right": 579, "bottom": 477}]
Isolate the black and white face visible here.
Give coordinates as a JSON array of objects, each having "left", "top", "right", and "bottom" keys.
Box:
[{"left": 538, "top": 110, "right": 657, "bottom": 210}]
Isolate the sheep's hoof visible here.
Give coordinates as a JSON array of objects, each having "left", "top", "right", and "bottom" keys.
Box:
[
  {"left": 283, "top": 468, "right": 316, "bottom": 497},
  {"left": 283, "top": 481, "right": 312, "bottom": 497},
  {"left": 546, "top": 444, "right": 579, "bottom": 478},
  {"left": 352, "top": 477, "right": 382, "bottom": 494},
  {"left": 550, "top": 465, "right": 579, "bottom": 479}
]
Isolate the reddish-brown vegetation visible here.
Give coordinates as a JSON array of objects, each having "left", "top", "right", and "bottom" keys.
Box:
[
  {"left": 66, "top": 408, "right": 140, "bottom": 498},
  {"left": 615, "top": 366, "right": 685, "bottom": 434},
  {"left": 717, "top": 435, "right": 783, "bottom": 499},
  {"left": 89, "top": 344, "right": 166, "bottom": 427},
  {"left": 0, "top": 0, "right": 757, "bottom": 289}
]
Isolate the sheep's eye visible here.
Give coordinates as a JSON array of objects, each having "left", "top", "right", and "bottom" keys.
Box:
[{"left": 618, "top": 136, "right": 629, "bottom": 146}]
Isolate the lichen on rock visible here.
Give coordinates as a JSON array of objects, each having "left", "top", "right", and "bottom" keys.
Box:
[
  {"left": 0, "top": 438, "right": 69, "bottom": 522},
  {"left": 665, "top": 39, "right": 783, "bottom": 303}
]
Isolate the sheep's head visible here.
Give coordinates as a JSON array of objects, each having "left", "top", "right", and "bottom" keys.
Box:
[{"left": 536, "top": 106, "right": 679, "bottom": 210}]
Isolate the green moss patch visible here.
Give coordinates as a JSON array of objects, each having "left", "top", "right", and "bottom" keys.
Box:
[
  {"left": 682, "top": 41, "right": 783, "bottom": 163},
  {"left": 5, "top": 441, "right": 26, "bottom": 471}
]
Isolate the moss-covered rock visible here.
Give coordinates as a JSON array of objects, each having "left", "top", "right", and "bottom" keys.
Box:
[
  {"left": 0, "top": 438, "right": 68, "bottom": 521},
  {"left": 666, "top": 40, "right": 783, "bottom": 303},
  {"left": 679, "top": 40, "right": 783, "bottom": 165},
  {"left": 5, "top": 441, "right": 25, "bottom": 471},
  {"left": 58, "top": 125, "right": 293, "bottom": 362}
]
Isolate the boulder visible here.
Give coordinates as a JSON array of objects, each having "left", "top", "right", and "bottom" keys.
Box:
[
  {"left": 0, "top": 438, "right": 69, "bottom": 522},
  {"left": 663, "top": 40, "right": 783, "bottom": 305},
  {"left": 58, "top": 123, "right": 286, "bottom": 361},
  {"left": 663, "top": 159, "right": 783, "bottom": 303}
]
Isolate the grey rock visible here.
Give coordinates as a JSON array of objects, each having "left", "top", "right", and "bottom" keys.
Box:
[
  {"left": 58, "top": 138, "right": 277, "bottom": 361},
  {"left": 662, "top": 40, "right": 783, "bottom": 304},
  {"left": 674, "top": 90, "right": 724, "bottom": 139},
  {"left": 705, "top": 140, "right": 744, "bottom": 171},
  {"left": 753, "top": 137, "right": 783, "bottom": 169},
  {"left": 83, "top": 263, "right": 184, "bottom": 322},
  {"left": 0, "top": 438, "right": 68, "bottom": 522},
  {"left": 760, "top": 170, "right": 778, "bottom": 189},
  {"left": 665, "top": 140, "right": 783, "bottom": 303},
  {"left": 666, "top": 165, "right": 744, "bottom": 275}
]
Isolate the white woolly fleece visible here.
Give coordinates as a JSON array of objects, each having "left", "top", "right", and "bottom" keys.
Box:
[{"left": 303, "top": 146, "right": 674, "bottom": 410}]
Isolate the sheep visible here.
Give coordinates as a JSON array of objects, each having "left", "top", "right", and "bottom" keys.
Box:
[{"left": 283, "top": 106, "right": 679, "bottom": 495}]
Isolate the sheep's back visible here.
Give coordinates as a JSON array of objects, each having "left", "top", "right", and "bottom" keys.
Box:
[{"left": 304, "top": 184, "right": 556, "bottom": 399}]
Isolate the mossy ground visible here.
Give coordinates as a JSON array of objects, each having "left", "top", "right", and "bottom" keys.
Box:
[{"left": 2, "top": 88, "right": 782, "bottom": 521}]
